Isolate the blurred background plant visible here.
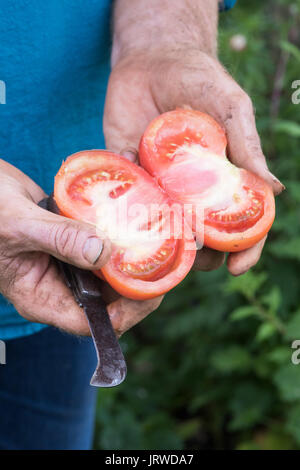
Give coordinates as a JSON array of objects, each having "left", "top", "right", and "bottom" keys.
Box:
[{"left": 94, "top": 0, "right": 300, "bottom": 450}]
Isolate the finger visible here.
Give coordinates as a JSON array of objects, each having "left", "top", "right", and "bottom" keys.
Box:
[
  {"left": 14, "top": 200, "right": 111, "bottom": 270},
  {"left": 0, "top": 159, "right": 46, "bottom": 203},
  {"left": 120, "top": 147, "right": 138, "bottom": 163},
  {"left": 227, "top": 235, "right": 267, "bottom": 276},
  {"left": 107, "top": 295, "right": 164, "bottom": 337},
  {"left": 192, "top": 247, "right": 225, "bottom": 271},
  {"left": 221, "top": 91, "right": 285, "bottom": 195},
  {"left": 11, "top": 254, "right": 91, "bottom": 336}
]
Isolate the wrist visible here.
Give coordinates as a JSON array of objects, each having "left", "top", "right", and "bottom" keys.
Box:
[{"left": 112, "top": 44, "right": 217, "bottom": 72}]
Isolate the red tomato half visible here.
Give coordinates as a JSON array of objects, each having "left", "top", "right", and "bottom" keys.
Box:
[
  {"left": 139, "top": 109, "right": 275, "bottom": 252},
  {"left": 54, "top": 151, "right": 196, "bottom": 300}
]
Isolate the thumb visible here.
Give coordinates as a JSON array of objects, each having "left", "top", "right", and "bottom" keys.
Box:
[
  {"left": 21, "top": 205, "right": 111, "bottom": 270},
  {"left": 223, "top": 92, "right": 285, "bottom": 195}
]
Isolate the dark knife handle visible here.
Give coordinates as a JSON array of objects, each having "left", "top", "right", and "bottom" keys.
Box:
[{"left": 38, "top": 196, "right": 127, "bottom": 387}]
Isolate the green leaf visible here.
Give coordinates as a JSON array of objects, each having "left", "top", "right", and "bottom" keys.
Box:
[
  {"left": 274, "top": 364, "right": 300, "bottom": 402},
  {"left": 261, "top": 286, "right": 282, "bottom": 313},
  {"left": 228, "top": 383, "right": 272, "bottom": 431},
  {"left": 267, "top": 347, "right": 291, "bottom": 365},
  {"left": 225, "top": 271, "right": 267, "bottom": 298},
  {"left": 286, "top": 404, "right": 300, "bottom": 445},
  {"left": 280, "top": 40, "right": 300, "bottom": 62},
  {"left": 285, "top": 310, "right": 300, "bottom": 340},
  {"left": 236, "top": 441, "right": 260, "bottom": 450},
  {"left": 176, "top": 419, "right": 201, "bottom": 440},
  {"left": 144, "top": 415, "right": 184, "bottom": 450},
  {"left": 269, "top": 238, "right": 300, "bottom": 262},
  {"left": 285, "top": 181, "right": 300, "bottom": 204},
  {"left": 229, "top": 306, "right": 259, "bottom": 322},
  {"left": 256, "top": 323, "right": 277, "bottom": 342},
  {"left": 273, "top": 120, "right": 300, "bottom": 138},
  {"left": 210, "top": 346, "right": 252, "bottom": 374}
]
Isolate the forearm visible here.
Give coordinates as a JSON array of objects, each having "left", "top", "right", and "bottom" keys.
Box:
[{"left": 112, "top": 0, "right": 219, "bottom": 66}]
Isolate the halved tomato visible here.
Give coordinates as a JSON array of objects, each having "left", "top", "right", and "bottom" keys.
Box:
[
  {"left": 54, "top": 150, "right": 196, "bottom": 300},
  {"left": 139, "top": 109, "right": 275, "bottom": 252}
]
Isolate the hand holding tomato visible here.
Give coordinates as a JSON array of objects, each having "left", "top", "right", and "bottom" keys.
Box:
[
  {"left": 0, "top": 159, "right": 163, "bottom": 336},
  {"left": 104, "top": 49, "right": 284, "bottom": 275}
]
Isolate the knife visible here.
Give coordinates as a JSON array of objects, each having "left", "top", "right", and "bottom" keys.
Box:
[{"left": 38, "top": 195, "right": 127, "bottom": 388}]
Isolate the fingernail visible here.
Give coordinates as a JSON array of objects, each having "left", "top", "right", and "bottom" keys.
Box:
[
  {"left": 121, "top": 147, "right": 138, "bottom": 162},
  {"left": 181, "top": 104, "right": 193, "bottom": 110},
  {"left": 83, "top": 237, "right": 103, "bottom": 265},
  {"left": 268, "top": 171, "right": 285, "bottom": 194}
]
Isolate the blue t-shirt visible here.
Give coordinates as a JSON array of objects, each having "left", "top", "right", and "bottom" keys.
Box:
[
  {"left": 220, "top": 0, "right": 237, "bottom": 11},
  {"left": 0, "top": 0, "right": 112, "bottom": 340},
  {"left": 0, "top": 0, "right": 237, "bottom": 341}
]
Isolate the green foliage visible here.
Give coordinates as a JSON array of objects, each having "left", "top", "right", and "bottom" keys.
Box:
[
  {"left": 94, "top": 0, "right": 300, "bottom": 450},
  {"left": 274, "top": 120, "right": 300, "bottom": 137},
  {"left": 280, "top": 40, "right": 300, "bottom": 62},
  {"left": 286, "top": 404, "right": 300, "bottom": 444}
]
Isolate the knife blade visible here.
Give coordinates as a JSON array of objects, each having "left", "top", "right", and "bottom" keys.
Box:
[{"left": 38, "top": 196, "right": 127, "bottom": 387}]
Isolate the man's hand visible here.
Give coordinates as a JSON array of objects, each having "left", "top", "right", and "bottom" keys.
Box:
[
  {"left": 104, "top": 0, "right": 284, "bottom": 277},
  {"left": 0, "top": 160, "right": 163, "bottom": 336}
]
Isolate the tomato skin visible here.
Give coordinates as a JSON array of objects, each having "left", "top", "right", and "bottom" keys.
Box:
[
  {"left": 97, "top": 238, "right": 196, "bottom": 300},
  {"left": 139, "top": 108, "right": 227, "bottom": 179},
  {"left": 139, "top": 109, "right": 275, "bottom": 253},
  {"left": 204, "top": 170, "right": 275, "bottom": 252},
  {"left": 54, "top": 150, "right": 196, "bottom": 300},
  {"left": 55, "top": 150, "right": 159, "bottom": 224}
]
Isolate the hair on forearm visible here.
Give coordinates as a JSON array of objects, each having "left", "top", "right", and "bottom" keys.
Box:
[{"left": 112, "top": 0, "right": 219, "bottom": 66}]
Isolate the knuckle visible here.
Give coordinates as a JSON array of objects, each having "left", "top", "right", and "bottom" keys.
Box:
[
  {"left": 193, "top": 249, "right": 225, "bottom": 272},
  {"left": 0, "top": 217, "right": 21, "bottom": 250},
  {"left": 144, "top": 295, "right": 164, "bottom": 314},
  {"left": 240, "top": 92, "right": 253, "bottom": 113},
  {"left": 207, "top": 254, "right": 226, "bottom": 271},
  {"left": 1, "top": 255, "right": 36, "bottom": 304},
  {"left": 0, "top": 254, "right": 20, "bottom": 298},
  {"left": 50, "top": 222, "right": 80, "bottom": 260},
  {"left": 227, "top": 90, "right": 253, "bottom": 115},
  {"left": 245, "top": 134, "right": 264, "bottom": 160},
  {"left": 4, "top": 280, "right": 31, "bottom": 319},
  {"left": 231, "top": 268, "right": 245, "bottom": 277},
  {"left": 250, "top": 249, "right": 263, "bottom": 269}
]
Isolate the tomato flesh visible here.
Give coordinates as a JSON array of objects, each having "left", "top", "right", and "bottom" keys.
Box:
[
  {"left": 54, "top": 150, "right": 196, "bottom": 299},
  {"left": 68, "top": 168, "right": 135, "bottom": 204},
  {"left": 206, "top": 186, "right": 264, "bottom": 233},
  {"left": 140, "top": 109, "right": 227, "bottom": 179},
  {"left": 139, "top": 109, "right": 275, "bottom": 252},
  {"left": 113, "top": 238, "right": 178, "bottom": 281}
]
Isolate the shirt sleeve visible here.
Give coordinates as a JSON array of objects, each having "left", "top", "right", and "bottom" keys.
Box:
[{"left": 219, "top": 0, "right": 237, "bottom": 11}]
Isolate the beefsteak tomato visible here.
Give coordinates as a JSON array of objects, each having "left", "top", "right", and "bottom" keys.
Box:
[
  {"left": 54, "top": 150, "right": 196, "bottom": 300},
  {"left": 139, "top": 109, "right": 275, "bottom": 252}
]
